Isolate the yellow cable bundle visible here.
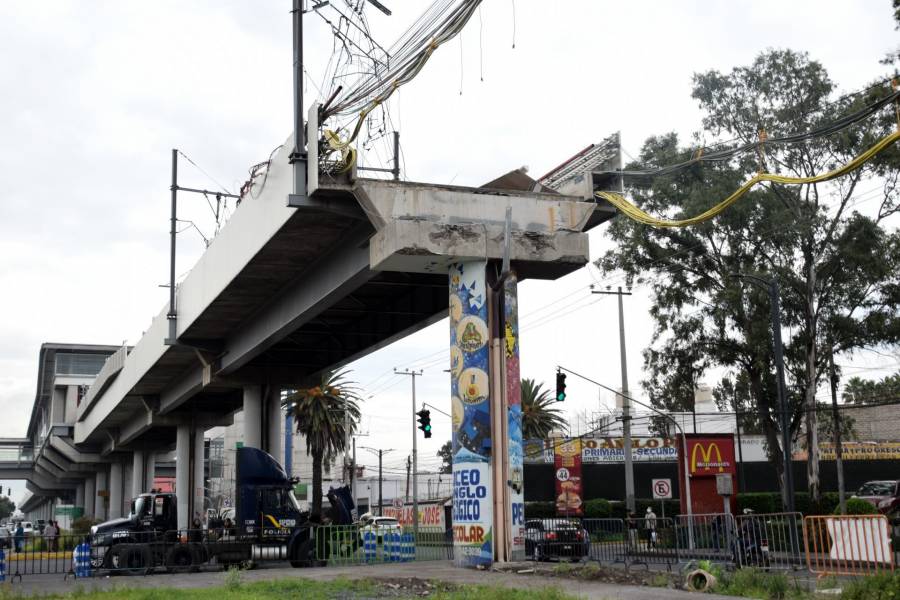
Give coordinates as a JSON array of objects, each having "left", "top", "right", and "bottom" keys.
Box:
[{"left": 595, "top": 129, "right": 900, "bottom": 228}]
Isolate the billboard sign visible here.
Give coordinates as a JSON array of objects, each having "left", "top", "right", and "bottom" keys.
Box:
[{"left": 554, "top": 439, "right": 583, "bottom": 516}]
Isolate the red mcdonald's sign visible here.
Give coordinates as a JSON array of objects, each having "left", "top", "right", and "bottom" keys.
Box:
[{"left": 678, "top": 434, "right": 738, "bottom": 514}]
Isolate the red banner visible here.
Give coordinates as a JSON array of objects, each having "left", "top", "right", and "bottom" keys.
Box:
[{"left": 554, "top": 439, "right": 583, "bottom": 516}]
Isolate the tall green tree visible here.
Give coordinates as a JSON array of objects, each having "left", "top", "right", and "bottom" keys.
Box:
[
  {"left": 600, "top": 49, "right": 900, "bottom": 504},
  {"left": 521, "top": 378, "right": 567, "bottom": 439},
  {"left": 437, "top": 441, "right": 452, "bottom": 474},
  {"left": 0, "top": 497, "right": 14, "bottom": 521},
  {"left": 843, "top": 371, "right": 900, "bottom": 404},
  {"left": 286, "top": 370, "right": 361, "bottom": 517}
]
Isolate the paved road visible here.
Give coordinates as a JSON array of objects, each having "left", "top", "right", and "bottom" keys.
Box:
[{"left": 8, "top": 560, "right": 739, "bottom": 599}]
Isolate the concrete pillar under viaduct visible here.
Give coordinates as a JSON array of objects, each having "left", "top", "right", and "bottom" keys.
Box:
[
  {"left": 95, "top": 469, "right": 107, "bottom": 521},
  {"left": 176, "top": 425, "right": 190, "bottom": 529},
  {"left": 243, "top": 384, "right": 283, "bottom": 463},
  {"left": 109, "top": 461, "right": 124, "bottom": 519},
  {"left": 75, "top": 483, "right": 84, "bottom": 515},
  {"left": 193, "top": 426, "right": 204, "bottom": 524},
  {"left": 176, "top": 424, "right": 206, "bottom": 530},
  {"left": 449, "top": 262, "right": 525, "bottom": 568},
  {"left": 132, "top": 450, "right": 145, "bottom": 499},
  {"left": 243, "top": 386, "right": 262, "bottom": 450},
  {"left": 145, "top": 451, "right": 156, "bottom": 491},
  {"left": 83, "top": 476, "right": 95, "bottom": 520}
]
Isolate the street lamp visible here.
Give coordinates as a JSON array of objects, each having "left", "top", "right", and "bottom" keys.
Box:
[{"left": 731, "top": 273, "right": 795, "bottom": 514}]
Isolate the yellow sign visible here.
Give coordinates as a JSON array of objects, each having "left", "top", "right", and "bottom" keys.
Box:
[
  {"left": 690, "top": 442, "right": 727, "bottom": 474},
  {"left": 819, "top": 442, "right": 900, "bottom": 461}
]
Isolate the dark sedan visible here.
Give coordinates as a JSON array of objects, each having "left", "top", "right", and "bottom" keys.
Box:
[{"left": 524, "top": 519, "right": 588, "bottom": 562}]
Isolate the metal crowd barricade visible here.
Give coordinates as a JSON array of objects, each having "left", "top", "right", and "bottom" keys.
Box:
[
  {"left": 628, "top": 516, "right": 678, "bottom": 570},
  {"left": 804, "top": 514, "right": 895, "bottom": 578},
  {"left": 5, "top": 532, "right": 84, "bottom": 581},
  {"left": 314, "top": 524, "right": 449, "bottom": 566},
  {"left": 583, "top": 518, "right": 627, "bottom": 565},
  {"left": 675, "top": 513, "right": 737, "bottom": 565},
  {"left": 733, "top": 512, "right": 803, "bottom": 570}
]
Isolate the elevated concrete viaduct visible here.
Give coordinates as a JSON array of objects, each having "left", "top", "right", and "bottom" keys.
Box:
[{"left": 69, "top": 129, "right": 615, "bottom": 557}]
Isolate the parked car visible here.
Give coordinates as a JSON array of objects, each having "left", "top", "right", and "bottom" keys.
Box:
[
  {"left": 358, "top": 513, "right": 402, "bottom": 541},
  {"left": 853, "top": 480, "right": 900, "bottom": 518},
  {"left": 524, "top": 519, "right": 587, "bottom": 562}
]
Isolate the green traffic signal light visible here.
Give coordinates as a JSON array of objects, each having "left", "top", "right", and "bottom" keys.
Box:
[
  {"left": 417, "top": 409, "right": 432, "bottom": 438},
  {"left": 556, "top": 371, "right": 567, "bottom": 402}
]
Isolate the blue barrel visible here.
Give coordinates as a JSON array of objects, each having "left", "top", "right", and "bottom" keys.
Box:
[
  {"left": 386, "top": 532, "right": 399, "bottom": 562},
  {"left": 363, "top": 529, "right": 376, "bottom": 563},
  {"left": 403, "top": 532, "right": 416, "bottom": 562},
  {"left": 73, "top": 542, "right": 91, "bottom": 578}
]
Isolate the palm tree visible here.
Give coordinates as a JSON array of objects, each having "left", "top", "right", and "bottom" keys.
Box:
[
  {"left": 285, "top": 369, "right": 362, "bottom": 517},
  {"left": 521, "top": 378, "right": 567, "bottom": 439}
]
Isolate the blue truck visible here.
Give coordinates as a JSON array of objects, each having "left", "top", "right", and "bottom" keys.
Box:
[{"left": 89, "top": 447, "right": 352, "bottom": 574}]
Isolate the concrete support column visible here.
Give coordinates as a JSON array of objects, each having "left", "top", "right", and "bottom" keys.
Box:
[
  {"left": 449, "top": 262, "right": 524, "bottom": 567},
  {"left": 265, "top": 387, "right": 283, "bottom": 463},
  {"left": 132, "top": 450, "right": 145, "bottom": 499},
  {"left": 75, "top": 483, "right": 85, "bottom": 513},
  {"left": 95, "top": 469, "right": 107, "bottom": 521},
  {"left": 83, "top": 476, "right": 95, "bottom": 519},
  {"left": 243, "top": 385, "right": 262, "bottom": 449},
  {"left": 193, "top": 427, "right": 205, "bottom": 525},
  {"left": 145, "top": 452, "right": 156, "bottom": 491},
  {"left": 176, "top": 425, "right": 190, "bottom": 530},
  {"left": 449, "top": 261, "right": 493, "bottom": 567},
  {"left": 109, "top": 461, "right": 124, "bottom": 519}
]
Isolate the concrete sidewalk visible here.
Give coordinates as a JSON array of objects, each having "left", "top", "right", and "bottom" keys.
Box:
[{"left": 8, "top": 560, "right": 737, "bottom": 599}]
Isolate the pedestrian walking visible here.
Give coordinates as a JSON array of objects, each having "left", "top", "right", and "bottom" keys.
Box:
[
  {"left": 626, "top": 511, "right": 639, "bottom": 551},
  {"left": 44, "top": 520, "right": 58, "bottom": 552},
  {"left": 644, "top": 507, "right": 657, "bottom": 548},
  {"left": 14, "top": 523, "right": 24, "bottom": 553}
]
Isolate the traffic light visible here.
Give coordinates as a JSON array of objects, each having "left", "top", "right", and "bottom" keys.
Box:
[
  {"left": 555, "top": 371, "right": 567, "bottom": 402},
  {"left": 416, "top": 409, "right": 432, "bottom": 438}
]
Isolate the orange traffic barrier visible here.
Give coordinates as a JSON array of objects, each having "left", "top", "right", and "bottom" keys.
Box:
[{"left": 804, "top": 514, "right": 894, "bottom": 578}]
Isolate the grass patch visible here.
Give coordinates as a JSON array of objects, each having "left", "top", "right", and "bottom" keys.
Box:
[
  {"left": 712, "top": 569, "right": 811, "bottom": 600},
  {"left": 0, "top": 577, "right": 577, "bottom": 600}
]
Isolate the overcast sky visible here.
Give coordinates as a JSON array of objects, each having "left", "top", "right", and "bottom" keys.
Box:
[{"left": 1, "top": 1, "right": 898, "bottom": 494}]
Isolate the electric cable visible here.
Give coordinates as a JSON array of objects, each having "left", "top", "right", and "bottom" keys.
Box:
[{"left": 596, "top": 129, "right": 900, "bottom": 228}]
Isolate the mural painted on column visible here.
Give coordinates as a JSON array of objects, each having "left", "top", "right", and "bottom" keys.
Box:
[
  {"left": 504, "top": 273, "right": 525, "bottom": 559},
  {"left": 449, "top": 261, "right": 493, "bottom": 567}
]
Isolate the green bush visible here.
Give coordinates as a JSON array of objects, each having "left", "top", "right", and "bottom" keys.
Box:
[
  {"left": 840, "top": 498, "right": 879, "bottom": 515},
  {"left": 583, "top": 499, "right": 611, "bottom": 518},
  {"left": 71, "top": 516, "right": 95, "bottom": 535},
  {"left": 737, "top": 493, "right": 779, "bottom": 514}
]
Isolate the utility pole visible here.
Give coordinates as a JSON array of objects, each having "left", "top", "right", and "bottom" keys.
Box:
[
  {"left": 592, "top": 286, "right": 635, "bottom": 512},
  {"left": 361, "top": 447, "right": 394, "bottom": 516},
  {"left": 405, "top": 455, "right": 411, "bottom": 504},
  {"left": 395, "top": 368, "right": 422, "bottom": 538},
  {"left": 733, "top": 274, "right": 795, "bottom": 514},
  {"left": 829, "top": 348, "right": 847, "bottom": 515}
]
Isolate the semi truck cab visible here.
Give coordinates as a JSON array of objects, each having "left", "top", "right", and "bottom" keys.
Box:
[{"left": 90, "top": 447, "right": 351, "bottom": 573}]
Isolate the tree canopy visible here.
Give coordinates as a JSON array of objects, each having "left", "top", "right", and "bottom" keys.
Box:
[
  {"left": 521, "top": 378, "right": 568, "bottom": 439},
  {"left": 599, "top": 48, "right": 900, "bottom": 503}
]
